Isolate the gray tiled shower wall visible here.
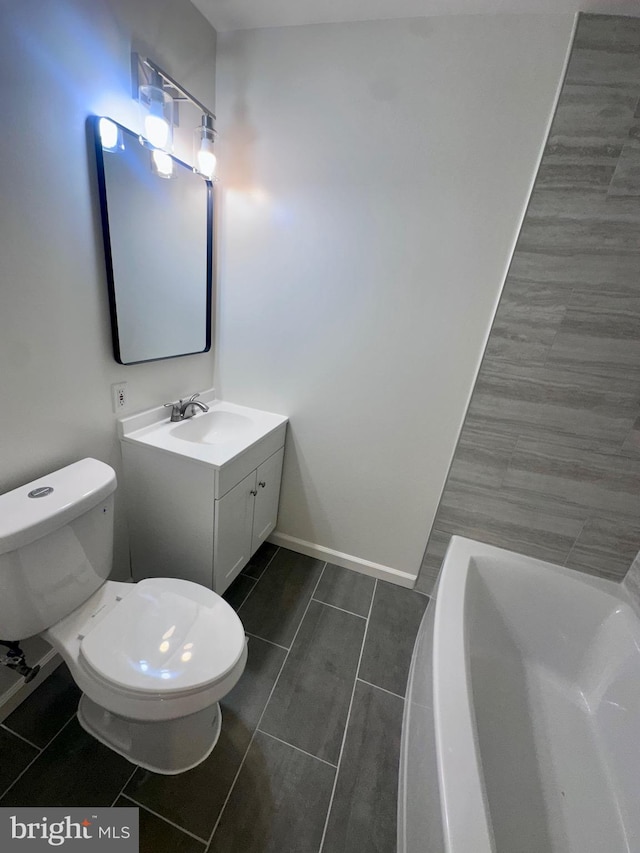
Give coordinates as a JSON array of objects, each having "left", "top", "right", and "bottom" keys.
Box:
[{"left": 417, "top": 14, "right": 640, "bottom": 594}]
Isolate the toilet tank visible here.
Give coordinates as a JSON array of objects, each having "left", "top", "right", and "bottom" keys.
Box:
[{"left": 0, "top": 458, "right": 117, "bottom": 640}]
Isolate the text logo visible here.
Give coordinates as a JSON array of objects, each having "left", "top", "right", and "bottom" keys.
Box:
[{"left": 0, "top": 808, "right": 138, "bottom": 850}]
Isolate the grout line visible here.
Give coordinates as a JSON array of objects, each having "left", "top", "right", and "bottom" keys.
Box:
[
  {"left": 499, "top": 432, "right": 520, "bottom": 490},
  {"left": 311, "top": 599, "right": 367, "bottom": 619},
  {"left": 206, "top": 562, "right": 327, "bottom": 849},
  {"left": 119, "top": 792, "right": 208, "bottom": 846},
  {"left": 356, "top": 678, "right": 404, "bottom": 701},
  {"left": 318, "top": 578, "right": 378, "bottom": 853},
  {"left": 110, "top": 765, "right": 139, "bottom": 808},
  {"left": 257, "top": 729, "right": 338, "bottom": 769},
  {"left": 411, "top": 586, "right": 431, "bottom": 599},
  {"left": 0, "top": 723, "right": 43, "bottom": 753},
  {"left": 231, "top": 577, "right": 257, "bottom": 612},
  {"left": 0, "top": 713, "right": 76, "bottom": 802},
  {"left": 237, "top": 547, "right": 281, "bottom": 613},
  {"left": 244, "top": 632, "right": 289, "bottom": 651},
  {"left": 563, "top": 516, "right": 588, "bottom": 568}
]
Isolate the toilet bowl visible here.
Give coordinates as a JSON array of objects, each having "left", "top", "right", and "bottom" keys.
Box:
[{"left": 0, "top": 458, "right": 247, "bottom": 774}]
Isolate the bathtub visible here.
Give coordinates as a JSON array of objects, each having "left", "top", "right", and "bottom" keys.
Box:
[{"left": 398, "top": 536, "right": 640, "bottom": 853}]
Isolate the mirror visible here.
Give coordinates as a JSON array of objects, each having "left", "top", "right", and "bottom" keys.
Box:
[{"left": 91, "top": 116, "right": 212, "bottom": 365}]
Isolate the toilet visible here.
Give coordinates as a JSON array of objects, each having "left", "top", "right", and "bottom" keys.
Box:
[{"left": 0, "top": 457, "right": 247, "bottom": 775}]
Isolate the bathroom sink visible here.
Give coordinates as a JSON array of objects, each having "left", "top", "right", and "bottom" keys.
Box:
[
  {"left": 171, "top": 410, "right": 254, "bottom": 445},
  {"left": 118, "top": 392, "right": 288, "bottom": 471}
]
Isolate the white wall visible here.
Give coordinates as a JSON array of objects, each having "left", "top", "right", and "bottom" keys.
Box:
[
  {"left": 0, "top": 0, "right": 217, "bottom": 582},
  {"left": 215, "top": 14, "right": 574, "bottom": 579}
]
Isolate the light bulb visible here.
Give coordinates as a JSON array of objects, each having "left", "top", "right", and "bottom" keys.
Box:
[
  {"left": 139, "top": 78, "right": 173, "bottom": 151},
  {"left": 99, "top": 118, "right": 118, "bottom": 150},
  {"left": 194, "top": 114, "right": 217, "bottom": 179},
  {"left": 145, "top": 114, "right": 169, "bottom": 149},
  {"left": 152, "top": 149, "right": 173, "bottom": 178},
  {"left": 197, "top": 148, "right": 217, "bottom": 179}
]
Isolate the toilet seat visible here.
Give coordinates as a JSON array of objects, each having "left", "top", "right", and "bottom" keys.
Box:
[
  {"left": 45, "top": 577, "right": 247, "bottom": 722},
  {"left": 79, "top": 577, "right": 245, "bottom": 697}
]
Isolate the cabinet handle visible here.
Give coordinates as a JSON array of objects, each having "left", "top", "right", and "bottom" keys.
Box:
[
  {"left": 250, "top": 489, "right": 258, "bottom": 497},
  {"left": 258, "top": 481, "right": 266, "bottom": 488}
]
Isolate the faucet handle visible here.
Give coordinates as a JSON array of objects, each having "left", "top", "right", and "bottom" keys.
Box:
[{"left": 163, "top": 400, "right": 183, "bottom": 422}]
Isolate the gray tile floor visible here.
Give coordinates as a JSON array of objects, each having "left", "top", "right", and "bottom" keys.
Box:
[{"left": 0, "top": 545, "right": 429, "bottom": 853}]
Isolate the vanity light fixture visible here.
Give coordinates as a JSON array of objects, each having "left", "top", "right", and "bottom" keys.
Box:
[
  {"left": 133, "top": 53, "right": 217, "bottom": 179},
  {"left": 151, "top": 149, "right": 174, "bottom": 179},
  {"left": 138, "top": 68, "right": 174, "bottom": 151},
  {"left": 98, "top": 117, "right": 120, "bottom": 151},
  {"left": 194, "top": 114, "right": 217, "bottom": 180}
]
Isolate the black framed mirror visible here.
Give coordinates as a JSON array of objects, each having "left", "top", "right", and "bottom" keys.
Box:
[{"left": 91, "top": 116, "right": 213, "bottom": 365}]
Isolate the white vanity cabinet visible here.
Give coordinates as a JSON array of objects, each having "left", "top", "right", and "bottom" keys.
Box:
[
  {"left": 214, "top": 448, "right": 284, "bottom": 591},
  {"left": 119, "top": 395, "right": 287, "bottom": 595}
]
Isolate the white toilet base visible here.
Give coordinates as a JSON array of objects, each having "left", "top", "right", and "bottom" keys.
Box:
[{"left": 77, "top": 694, "right": 222, "bottom": 775}]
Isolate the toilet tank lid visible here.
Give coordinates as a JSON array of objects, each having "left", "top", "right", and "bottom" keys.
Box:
[{"left": 0, "top": 458, "right": 117, "bottom": 555}]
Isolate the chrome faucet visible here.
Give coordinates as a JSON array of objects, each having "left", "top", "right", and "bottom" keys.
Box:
[{"left": 164, "top": 393, "right": 210, "bottom": 422}]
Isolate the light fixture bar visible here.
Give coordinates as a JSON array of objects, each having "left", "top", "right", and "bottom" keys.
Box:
[{"left": 133, "top": 53, "right": 215, "bottom": 124}]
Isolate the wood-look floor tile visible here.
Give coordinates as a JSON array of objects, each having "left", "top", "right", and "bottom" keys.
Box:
[
  {"left": 608, "top": 127, "right": 640, "bottom": 198},
  {"left": 209, "top": 731, "right": 335, "bottom": 853},
  {"left": 446, "top": 428, "right": 518, "bottom": 490},
  {"left": 260, "top": 601, "right": 365, "bottom": 764},
  {"left": 621, "top": 415, "right": 640, "bottom": 457},
  {"left": 466, "top": 362, "right": 637, "bottom": 451},
  {"left": 508, "top": 249, "right": 640, "bottom": 291},
  {"left": 571, "top": 13, "right": 640, "bottom": 55},
  {"left": 547, "top": 331, "right": 640, "bottom": 381},
  {"left": 503, "top": 438, "right": 640, "bottom": 519},
  {"left": 359, "top": 582, "right": 428, "bottom": 698},
  {"left": 416, "top": 529, "right": 451, "bottom": 594},
  {"left": 546, "top": 82, "right": 637, "bottom": 147},
  {"left": 435, "top": 482, "right": 584, "bottom": 566},
  {"left": 124, "top": 637, "right": 285, "bottom": 840},
  {"left": 239, "top": 548, "right": 325, "bottom": 647},
  {"left": 313, "top": 563, "right": 375, "bottom": 617},
  {"left": 623, "top": 553, "right": 640, "bottom": 609},
  {"left": 547, "top": 286, "right": 640, "bottom": 379},
  {"left": 566, "top": 44, "right": 640, "bottom": 92},
  {"left": 517, "top": 179, "right": 640, "bottom": 255},
  {"left": 565, "top": 516, "right": 640, "bottom": 580},
  {"left": 322, "top": 681, "right": 403, "bottom": 853},
  {"left": 482, "top": 278, "right": 568, "bottom": 366}
]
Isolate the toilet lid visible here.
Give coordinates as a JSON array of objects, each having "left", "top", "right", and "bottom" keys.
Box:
[{"left": 79, "top": 578, "right": 245, "bottom": 696}]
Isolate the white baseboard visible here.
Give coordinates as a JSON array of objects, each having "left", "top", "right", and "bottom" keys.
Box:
[
  {"left": 0, "top": 649, "right": 62, "bottom": 723},
  {"left": 268, "top": 532, "right": 417, "bottom": 589}
]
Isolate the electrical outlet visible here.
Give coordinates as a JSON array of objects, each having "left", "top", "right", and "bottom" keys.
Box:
[{"left": 111, "top": 382, "right": 127, "bottom": 412}]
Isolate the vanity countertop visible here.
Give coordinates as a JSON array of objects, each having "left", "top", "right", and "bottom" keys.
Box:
[{"left": 118, "top": 390, "right": 288, "bottom": 470}]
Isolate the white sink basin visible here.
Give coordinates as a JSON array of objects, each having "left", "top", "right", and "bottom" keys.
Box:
[
  {"left": 171, "top": 410, "right": 254, "bottom": 445},
  {"left": 118, "top": 393, "right": 288, "bottom": 470}
]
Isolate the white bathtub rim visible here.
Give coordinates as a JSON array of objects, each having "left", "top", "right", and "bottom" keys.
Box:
[
  {"left": 433, "top": 536, "right": 496, "bottom": 853},
  {"left": 432, "top": 536, "right": 629, "bottom": 853}
]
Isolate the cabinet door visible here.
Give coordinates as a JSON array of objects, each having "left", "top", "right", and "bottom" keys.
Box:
[
  {"left": 213, "top": 470, "right": 256, "bottom": 593},
  {"left": 251, "top": 448, "right": 284, "bottom": 555}
]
